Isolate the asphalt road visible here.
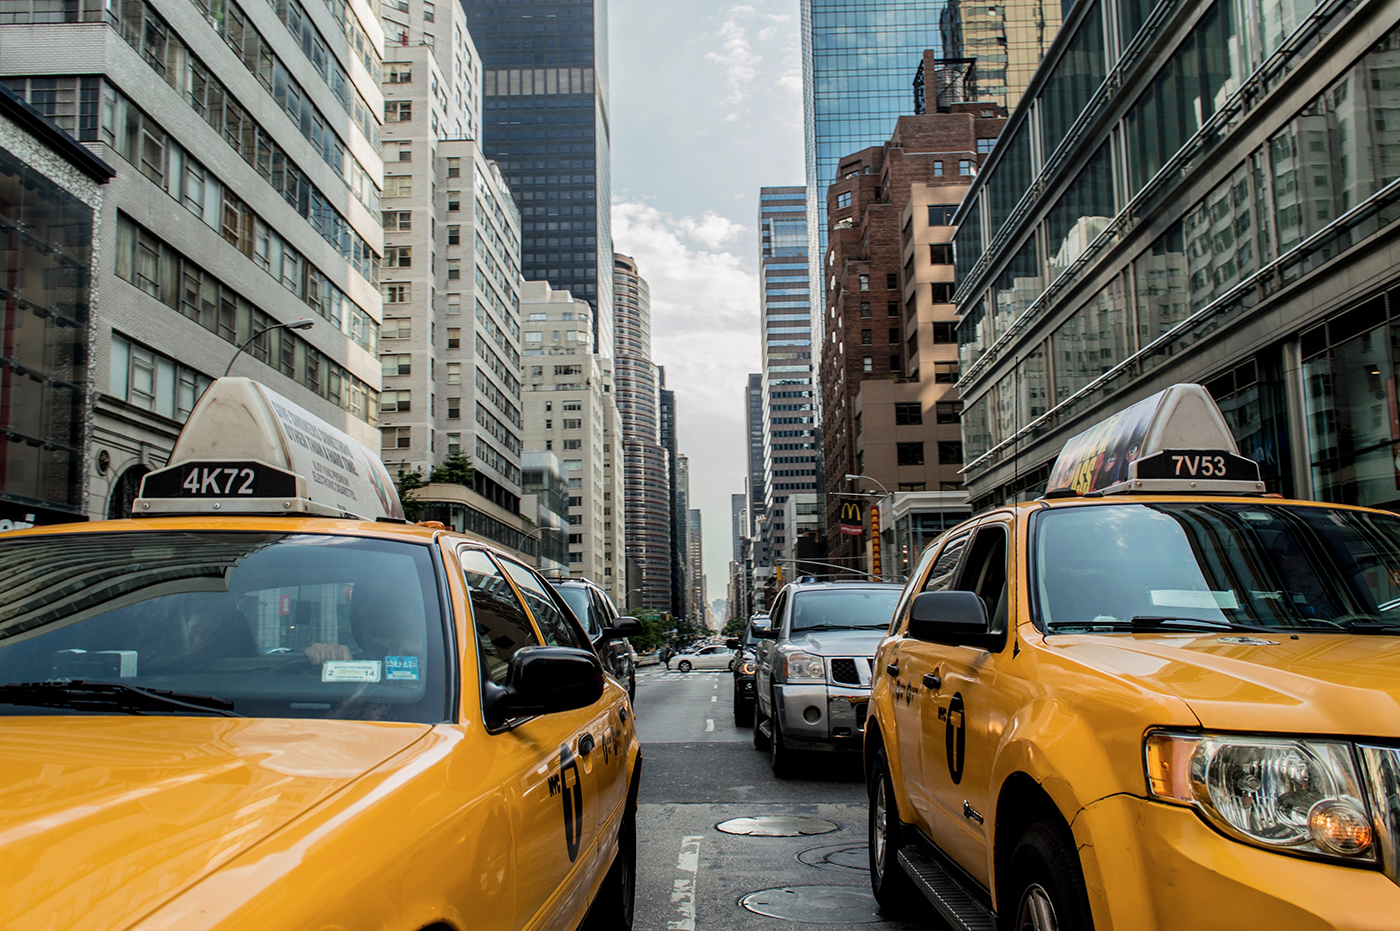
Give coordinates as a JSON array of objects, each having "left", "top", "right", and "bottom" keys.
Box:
[{"left": 631, "top": 665, "right": 947, "bottom": 931}]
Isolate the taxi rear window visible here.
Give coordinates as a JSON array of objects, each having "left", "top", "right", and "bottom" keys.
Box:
[{"left": 0, "top": 532, "right": 450, "bottom": 722}]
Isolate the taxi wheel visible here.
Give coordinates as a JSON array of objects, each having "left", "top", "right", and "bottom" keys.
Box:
[
  {"left": 1003, "top": 822, "right": 1094, "bottom": 931},
  {"left": 752, "top": 699, "right": 771, "bottom": 750},
  {"left": 868, "top": 748, "right": 919, "bottom": 911},
  {"left": 585, "top": 811, "right": 636, "bottom": 931},
  {"left": 770, "top": 704, "right": 796, "bottom": 778},
  {"left": 677, "top": 660, "right": 692, "bottom": 673}
]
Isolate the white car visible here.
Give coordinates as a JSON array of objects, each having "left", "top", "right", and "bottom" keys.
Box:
[{"left": 673, "top": 645, "right": 736, "bottom": 672}]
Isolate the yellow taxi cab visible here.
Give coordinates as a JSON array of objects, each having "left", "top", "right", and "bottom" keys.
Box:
[
  {"left": 864, "top": 383, "right": 1400, "bottom": 931},
  {"left": 0, "top": 377, "right": 642, "bottom": 931}
]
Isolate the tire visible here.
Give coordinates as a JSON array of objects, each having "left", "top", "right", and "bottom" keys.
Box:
[
  {"left": 677, "top": 660, "right": 692, "bottom": 673},
  {"left": 584, "top": 810, "right": 636, "bottom": 931},
  {"left": 770, "top": 697, "right": 796, "bottom": 778},
  {"left": 727, "top": 659, "right": 735, "bottom": 671},
  {"left": 628, "top": 674, "right": 636, "bottom": 703},
  {"left": 868, "top": 747, "right": 920, "bottom": 911},
  {"left": 1001, "top": 821, "right": 1095, "bottom": 931},
  {"left": 752, "top": 695, "right": 770, "bottom": 750},
  {"left": 733, "top": 693, "right": 753, "bottom": 727}
]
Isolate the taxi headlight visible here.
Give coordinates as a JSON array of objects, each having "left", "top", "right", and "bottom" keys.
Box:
[
  {"left": 780, "top": 651, "right": 825, "bottom": 682},
  {"left": 739, "top": 659, "right": 756, "bottom": 675},
  {"left": 1145, "top": 732, "right": 1375, "bottom": 861}
]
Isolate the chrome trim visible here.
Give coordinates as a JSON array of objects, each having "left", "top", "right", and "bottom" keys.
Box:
[{"left": 1360, "top": 744, "right": 1400, "bottom": 887}]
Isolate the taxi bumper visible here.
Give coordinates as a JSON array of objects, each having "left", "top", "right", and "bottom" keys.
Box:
[
  {"left": 1076, "top": 793, "right": 1400, "bottom": 931},
  {"left": 774, "top": 683, "right": 869, "bottom": 745}
]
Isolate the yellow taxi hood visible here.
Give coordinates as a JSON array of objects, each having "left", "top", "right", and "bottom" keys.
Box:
[
  {"left": 0, "top": 716, "right": 432, "bottom": 931},
  {"left": 1050, "top": 632, "right": 1400, "bottom": 737}
]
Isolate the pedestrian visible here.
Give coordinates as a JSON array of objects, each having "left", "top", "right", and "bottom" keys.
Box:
[{"left": 660, "top": 644, "right": 672, "bottom": 668}]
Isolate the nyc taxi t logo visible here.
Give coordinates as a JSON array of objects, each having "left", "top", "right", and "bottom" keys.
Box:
[{"left": 548, "top": 744, "right": 584, "bottom": 862}]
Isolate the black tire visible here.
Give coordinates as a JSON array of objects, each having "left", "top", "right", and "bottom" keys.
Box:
[
  {"left": 733, "top": 693, "right": 753, "bottom": 727},
  {"left": 727, "top": 659, "right": 735, "bottom": 671},
  {"left": 752, "top": 695, "right": 770, "bottom": 750},
  {"left": 584, "top": 810, "right": 636, "bottom": 931},
  {"left": 628, "top": 674, "right": 636, "bottom": 703},
  {"left": 677, "top": 660, "right": 692, "bottom": 673},
  {"left": 868, "top": 747, "right": 920, "bottom": 911},
  {"left": 1000, "top": 821, "right": 1095, "bottom": 931},
  {"left": 770, "top": 698, "right": 796, "bottom": 778}
]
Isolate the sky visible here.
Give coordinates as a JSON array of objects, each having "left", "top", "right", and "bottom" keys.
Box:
[{"left": 609, "top": 0, "right": 805, "bottom": 611}]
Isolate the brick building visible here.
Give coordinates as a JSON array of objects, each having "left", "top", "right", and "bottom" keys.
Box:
[{"left": 821, "top": 104, "right": 1005, "bottom": 574}]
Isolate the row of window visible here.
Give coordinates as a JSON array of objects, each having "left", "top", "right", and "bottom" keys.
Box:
[
  {"left": 115, "top": 213, "right": 379, "bottom": 424},
  {"left": 108, "top": 332, "right": 212, "bottom": 424}
]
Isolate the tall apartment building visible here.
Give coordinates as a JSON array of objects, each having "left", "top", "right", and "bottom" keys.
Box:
[
  {"left": 756, "top": 186, "right": 817, "bottom": 590},
  {"left": 744, "top": 371, "right": 765, "bottom": 528},
  {"left": 953, "top": 0, "right": 1400, "bottom": 515},
  {"left": 820, "top": 106, "right": 1003, "bottom": 573},
  {"left": 518, "top": 280, "right": 622, "bottom": 586},
  {"left": 663, "top": 384, "right": 687, "bottom": 620},
  {"left": 520, "top": 449, "right": 569, "bottom": 574},
  {"left": 461, "top": 0, "right": 613, "bottom": 358},
  {"left": 376, "top": 0, "right": 526, "bottom": 514},
  {"left": 686, "top": 506, "right": 704, "bottom": 627},
  {"left": 613, "top": 253, "right": 671, "bottom": 612},
  {"left": 1, "top": 0, "right": 387, "bottom": 520}
]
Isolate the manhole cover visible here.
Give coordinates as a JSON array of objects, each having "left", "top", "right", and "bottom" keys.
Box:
[
  {"left": 716, "top": 816, "right": 840, "bottom": 837},
  {"left": 797, "top": 842, "right": 869, "bottom": 872},
  {"left": 740, "top": 885, "right": 883, "bottom": 923}
]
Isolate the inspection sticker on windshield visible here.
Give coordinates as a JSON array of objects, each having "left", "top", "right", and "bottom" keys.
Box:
[
  {"left": 385, "top": 656, "right": 420, "bottom": 681},
  {"left": 1151, "top": 589, "right": 1239, "bottom": 610},
  {"left": 322, "top": 660, "right": 381, "bottom": 683}
]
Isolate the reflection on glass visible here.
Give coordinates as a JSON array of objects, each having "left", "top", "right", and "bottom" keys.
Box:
[
  {"left": 1133, "top": 221, "right": 1188, "bottom": 342},
  {"left": 1040, "top": 3, "right": 1106, "bottom": 160},
  {"left": 1046, "top": 141, "right": 1114, "bottom": 280},
  {"left": 991, "top": 234, "right": 1042, "bottom": 336},
  {"left": 1304, "top": 324, "right": 1400, "bottom": 511},
  {"left": 988, "top": 124, "right": 1032, "bottom": 237},
  {"left": 1052, "top": 276, "right": 1130, "bottom": 403}
]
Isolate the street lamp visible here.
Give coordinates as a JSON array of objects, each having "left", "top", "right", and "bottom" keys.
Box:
[
  {"left": 224, "top": 318, "right": 315, "bottom": 377},
  {"left": 844, "top": 472, "right": 890, "bottom": 495},
  {"left": 844, "top": 473, "right": 892, "bottom": 583}
]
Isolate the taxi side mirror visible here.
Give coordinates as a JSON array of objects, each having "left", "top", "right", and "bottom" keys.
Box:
[
  {"left": 754, "top": 625, "right": 780, "bottom": 640},
  {"left": 599, "top": 616, "right": 643, "bottom": 642},
  {"left": 907, "top": 591, "right": 1002, "bottom": 651},
  {"left": 485, "top": 646, "right": 603, "bottom": 725}
]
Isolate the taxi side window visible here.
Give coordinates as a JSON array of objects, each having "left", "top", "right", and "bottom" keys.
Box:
[
  {"left": 922, "top": 532, "right": 972, "bottom": 593},
  {"left": 500, "top": 560, "right": 590, "bottom": 651},
  {"left": 768, "top": 591, "right": 789, "bottom": 631},
  {"left": 459, "top": 549, "right": 539, "bottom": 686},
  {"left": 956, "top": 525, "right": 1010, "bottom": 627}
]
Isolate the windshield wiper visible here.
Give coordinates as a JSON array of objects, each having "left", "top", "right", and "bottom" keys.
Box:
[
  {"left": 1050, "top": 616, "right": 1277, "bottom": 634},
  {"left": 1338, "top": 619, "right": 1400, "bottom": 634},
  {"left": 0, "top": 680, "right": 241, "bottom": 716},
  {"left": 793, "top": 623, "right": 886, "bottom": 633}
]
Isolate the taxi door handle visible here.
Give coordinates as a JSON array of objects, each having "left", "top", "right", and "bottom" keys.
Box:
[
  {"left": 886, "top": 663, "right": 899, "bottom": 677},
  {"left": 922, "top": 673, "right": 942, "bottom": 690},
  {"left": 578, "top": 733, "right": 595, "bottom": 756}
]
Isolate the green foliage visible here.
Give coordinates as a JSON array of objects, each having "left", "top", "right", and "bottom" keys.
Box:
[
  {"left": 629, "top": 615, "right": 667, "bottom": 651},
  {"left": 429, "top": 453, "right": 474, "bottom": 487},
  {"left": 722, "top": 617, "right": 745, "bottom": 636},
  {"left": 394, "top": 463, "right": 427, "bottom": 522}
]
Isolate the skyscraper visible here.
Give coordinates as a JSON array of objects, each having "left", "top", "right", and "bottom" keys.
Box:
[{"left": 461, "top": 0, "right": 613, "bottom": 357}]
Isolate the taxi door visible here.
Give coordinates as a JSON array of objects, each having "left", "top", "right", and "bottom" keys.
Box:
[
  {"left": 500, "top": 560, "right": 628, "bottom": 911},
  {"left": 891, "top": 528, "right": 972, "bottom": 830},
  {"left": 916, "top": 517, "right": 1014, "bottom": 886},
  {"left": 459, "top": 548, "right": 597, "bottom": 931}
]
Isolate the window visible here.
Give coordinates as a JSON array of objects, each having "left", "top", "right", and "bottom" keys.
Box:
[
  {"left": 930, "top": 244, "right": 953, "bottom": 264},
  {"left": 385, "top": 245, "right": 412, "bottom": 267},
  {"left": 899, "top": 482, "right": 927, "bottom": 492},
  {"left": 858, "top": 274, "right": 869, "bottom": 291},
  {"left": 934, "top": 361, "right": 959, "bottom": 383},
  {"left": 563, "top": 418, "right": 581, "bottom": 429},
  {"left": 836, "top": 191, "right": 852, "bottom": 209},
  {"left": 886, "top": 273, "right": 898, "bottom": 290},
  {"left": 936, "top": 401, "right": 963, "bottom": 424},
  {"left": 447, "top": 191, "right": 460, "bottom": 211},
  {"left": 386, "top": 63, "right": 412, "bottom": 83},
  {"left": 938, "top": 441, "right": 964, "bottom": 464},
  {"left": 562, "top": 401, "right": 582, "bottom": 411},
  {"left": 447, "top": 397, "right": 460, "bottom": 419},
  {"left": 382, "top": 283, "right": 410, "bottom": 303},
  {"left": 563, "top": 439, "right": 582, "bottom": 450},
  {"left": 895, "top": 402, "right": 923, "bottom": 425},
  {"left": 423, "top": 1, "right": 433, "bottom": 20},
  {"left": 446, "top": 157, "right": 460, "bottom": 178},
  {"left": 860, "top": 302, "right": 871, "bottom": 318},
  {"left": 446, "top": 294, "right": 461, "bottom": 315},
  {"left": 890, "top": 355, "right": 901, "bottom": 372},
  {"left": 978, "top": 137, "right": 997, "bottom": 154},
  {"left": 381, "top": 390, "right": 411, "bottom": 412},
  {"left": 381, "top": 353, "right": 411, "bottom": 376},
  {"left": 383, "top": 210, "right": 412, "bottom": 231},
  {"left": 446, "top": 362, "right": 461, "bottom": 384},
  {"left": 384, "top": 175, "right": 413, "bottom": 197},
  {"left": 861, "top": 329, "right": 872, "bottom": 346},
  {"left": 386, "top": 100, "right": 412, "bottom": 121},
  {"left": 381, "top": 426, "right": 411, "bottom": 448},
  {"left": 928, "top": 205, "right": 957, "bottom": 225},
  {"left": 888, "top": 327, "right": 900, "bottom": 343},
  {"left": 569, "top": 496, "right": 582, "bottom": 508},
  {"left": 392, "top": 140, "right": 412, "bottom": 162},
  {"left": 525, "top": 332, "right": 543, "bottom": 343},
  {"left": 897, "top": 441, "right": 925, "bottom": 465},
  {"left": 931, "top": 283, "right": 953, "bottom": 303},
  {"left": 886, "top": 302, "right": 897, "bottom": 317},
  {"left": 959, "top": 160, "right": 974, "bottom": 175},
  {"left": 934, "top": 160, "right": 944, "bottom": 176},
  {"left": 447, "top": 258, "right": 460, "bottom": 280},
  {"left": 459, "top": 549, "right": 538, "bottom": 687},
  {"left": 384, "top": 317, "right": 412, "bottom": 339},
  {"left": 446, "top": 327, "right": 460, "bottom": 348},
  {"left": 447, "top": 433, "right": 461, "bottom": 455},
  {"left": 932, "top": 322, "right": 956, "bottom": 343},
  {"left": 447, "top": 225, "right": 460, "bottom": 244},
  {"left": 862, "top": 356, "right": 873, "bottom": 374}
]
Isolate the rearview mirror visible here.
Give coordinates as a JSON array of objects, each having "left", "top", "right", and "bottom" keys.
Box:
[
  {"left": 600, "top": 616, "right": 643, "bottom": 642},
  {"left": 483, "top": 646, "right": 603, "bottom": 726},
  {"left": 907, "top": 591, "right": 1003, "bottom": 651}
]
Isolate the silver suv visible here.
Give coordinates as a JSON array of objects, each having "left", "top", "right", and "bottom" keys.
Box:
[{"left": 752, "top": 581, "right": 903, "bottom": 777}]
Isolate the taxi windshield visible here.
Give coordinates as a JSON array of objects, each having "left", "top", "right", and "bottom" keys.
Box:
[
  {"left": 557, "top": 586, "right": 596, "bottom": 635},
  {"left": 1035, "top": 503, "right": 1400, "bottom": 633},
  {"left": 0, "top": 532, "right": 449, "bottom": 721},
  {"left": 791, "top": 589, "right": 902, "bottom": 632}
]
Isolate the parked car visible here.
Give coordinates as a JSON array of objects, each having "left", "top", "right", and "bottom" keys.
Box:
[
  {"left": 554, "top": 578, "right": 637, "bottom": 701},
  {"left": 672, "top": 644, "right": 736, "bottom": 672},
  {"left": 728, "top": 614, "right": 769, "bottom": 726},
  {"left": 753, "top": 581, "right": 903, "bottom": 777}
]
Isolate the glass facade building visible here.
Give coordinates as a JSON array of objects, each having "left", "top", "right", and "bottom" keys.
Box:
[
  {"left": 463, "top": 0, "right": 613, "bottom": 358},
  {"left": 953, "top": 0, "right": 1400, "bottom": 514}
]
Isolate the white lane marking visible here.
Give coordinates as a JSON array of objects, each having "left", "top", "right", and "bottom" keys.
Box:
[
  {"left": 705, "top": 719, "right": 714, "bottom": 732},
  {"left": 669, "top": 835, "right": 703, "bottom": 931},
  {"left": 713, "top": 683, "right": 718, "bottom": 689},
  {"left": 710, "top": 695, "right": 717, "bottom": 703}
]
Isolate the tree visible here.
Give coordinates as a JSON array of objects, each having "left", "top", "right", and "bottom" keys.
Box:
[
  {"left": 395, "top": 463, "right": 427, "bottom": 522},
  {"left": 429, "top": 453, "right": 474, "bottom": 487},
  {"left": 722, "top": 617, "right": 745, "bottom": 636}
]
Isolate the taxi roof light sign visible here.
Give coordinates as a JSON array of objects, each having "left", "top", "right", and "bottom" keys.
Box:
[
  {"left": 1045, "top": 384, "right": 1265, "bottom": 497},
  {"left": 134, "top": 378, "right": 405, "bottom": 521}
]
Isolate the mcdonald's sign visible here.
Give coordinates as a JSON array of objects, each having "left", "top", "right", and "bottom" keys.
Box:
[{"left": 839, "top": 501, "right": 864, "bottom": 536}]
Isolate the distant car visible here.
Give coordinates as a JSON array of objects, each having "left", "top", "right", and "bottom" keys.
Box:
[
  {"left": 728, "top": 615, "right": 769, "bottom": 726},
  {"left": 672, "top": 644, "right": 736, "bottom": 672},
  {"left": 554, "top": 578, "right": 637, "bottom": 701}
]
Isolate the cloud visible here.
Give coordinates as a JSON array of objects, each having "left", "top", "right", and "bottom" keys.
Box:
[{"left": 705, "top": 8, "right": 765, "bottom": 116}]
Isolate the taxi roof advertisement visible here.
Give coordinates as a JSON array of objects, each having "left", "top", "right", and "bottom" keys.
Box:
[{"left": 1047, "top": 389, "right": 1163, "bottom": 494}]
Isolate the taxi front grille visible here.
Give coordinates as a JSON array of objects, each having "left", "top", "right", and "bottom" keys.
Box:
[
  {"left": 1360, "top": 744, "right": 1400, "bottom": 887},
  {"left": 830, "top": 658, "right": 860, "bottom": 686}
]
